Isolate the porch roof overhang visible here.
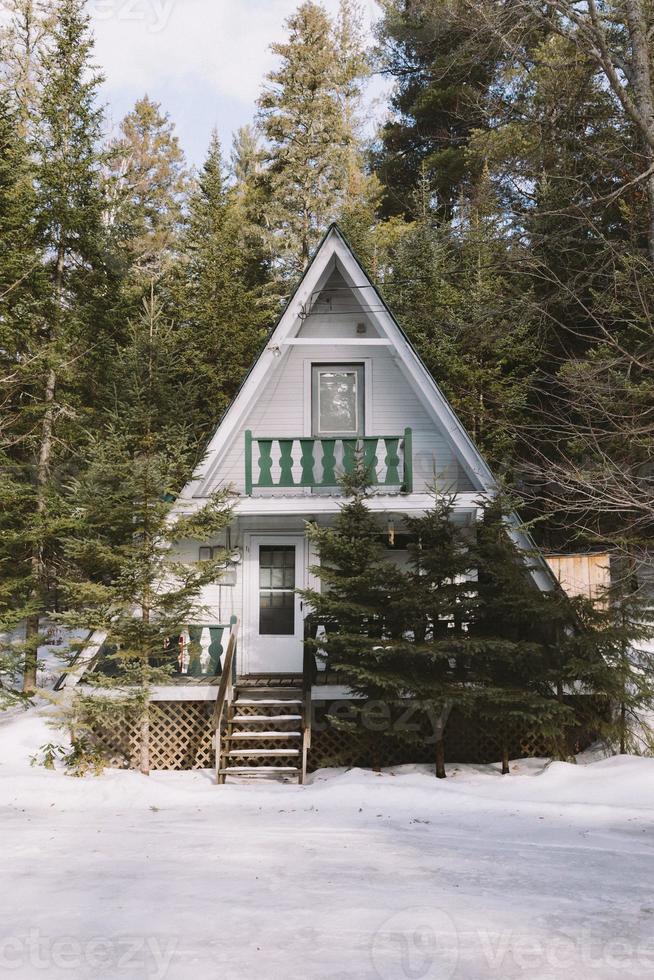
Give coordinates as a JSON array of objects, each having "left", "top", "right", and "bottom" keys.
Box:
[
  {"left": 171, "top": 491, "right": 486, "bottom": 519},
  {"left": 230, "top": 491, "right": 486, "bottom": 519}
]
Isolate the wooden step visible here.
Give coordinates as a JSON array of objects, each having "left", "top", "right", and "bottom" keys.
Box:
[
  {"left": 227, "top": 748, "right": 300, "bottom": 757},
  {"left": 227, "top": 731, "right": 302, "bottom": 739},
  {"left": 235, "top": 698, "right": 302, "bottom": 707},
  {"left": 217, "top": 766, "right": 299, "bottom": 775},
  {"left": 231, "top": 714, "right": 302, "bottom": 723},
  {"left": 236, "top": 686, "right": 301, "bottom": 694}
]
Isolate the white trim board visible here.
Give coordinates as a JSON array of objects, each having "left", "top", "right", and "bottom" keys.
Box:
[{"left": 282, "top": 338, "right": 391, "bottom": 346}]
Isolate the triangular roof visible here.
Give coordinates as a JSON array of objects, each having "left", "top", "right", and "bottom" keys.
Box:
[
  {"left": 178, "top": 223, "right": 557, "bottom": 592},
  {"left": 183, "top": 224, "right": 496, "bottom": 497}
]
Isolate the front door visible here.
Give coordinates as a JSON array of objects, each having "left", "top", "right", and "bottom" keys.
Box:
[{"left": 245, "top": 534, "right": 305, "bottom": 674}]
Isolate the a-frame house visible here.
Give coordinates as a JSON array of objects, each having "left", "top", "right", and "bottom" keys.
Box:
[{"left": 65, "top": 224, "right": 557, "bottom": 779}]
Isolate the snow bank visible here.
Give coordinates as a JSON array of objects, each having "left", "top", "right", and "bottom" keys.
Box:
[{"left": 2, "top": 706, "right": 654, "bottom": 980}]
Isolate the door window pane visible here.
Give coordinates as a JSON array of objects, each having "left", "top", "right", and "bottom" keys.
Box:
[
  {"left": 312, "top": 365, "right": 363, "bottom": 436},
  {"left": 259, "top": 546, "right": 295, "bottom": 635}
]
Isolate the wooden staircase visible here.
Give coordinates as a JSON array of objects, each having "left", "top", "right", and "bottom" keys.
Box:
[
  {"left": 217, "top": 686, "right": 308, "bottom": 783},
  {"left": 211, "top": 623, "right": 313, "bottom": 784}
]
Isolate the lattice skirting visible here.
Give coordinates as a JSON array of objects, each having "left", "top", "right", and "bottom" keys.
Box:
[
  {"left": 78, "top": 701, "right": 214, "bottom": 771},
  {"left": 308, "top": 702, "right": 599, "bottom": 769},
  {"left": 78, "top": 699, "right": 598, "bottom": 772}
]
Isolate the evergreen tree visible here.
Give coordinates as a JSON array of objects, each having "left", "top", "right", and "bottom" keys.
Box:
[
  {"left": 300, "top": 465, "right": 410, "bottom": 761},
  {"left": 60, "top": 294, "right": 233, "bottom": 773},
  {"left": 380, "top": 175, "right": 540, "bottom": 470},
  {"left": 402, "top": 495, "right": 479, "bottom": 776},
  {"left": 302, "top": 472, "right": 515, "bottom": 775},
  {"left": 61, "top": 438, "right": 232, "bottom": 775},
  {"left": 105, "top": 95, "right": 189, "bottom": 308},
  {"left": 558, "top": 572, "right": 654, "bottom": 757},
  {"left": 1, "top": 0, "right": 107, "bottom": 691},
  {"left": 302, "top": 472, "right": 648, "bottom": 774},
  {"left": 256, "top": 0, "right": 369, "bottom": 279},
  {"left": 0, "top": 0, "right": 52, "bottom": 130},
  {"left": 173, "top": 132, "right": 271, "bottom": 441},
  {"left": 463, "top": 501, "right": 653, "bottom": 771},
  {"left": 375, "top": 0, "right": 501, "bottom": 219},
  {"left": 230, "top": 125, "right": 261, "bottom": 191},
  {"left": 466, "top": 501, "right": 577, "bottom": 773},
  {"left": 0, "top": 91, "right": 43, "bottom": 703}
]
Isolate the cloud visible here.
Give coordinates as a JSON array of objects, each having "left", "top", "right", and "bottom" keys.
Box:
[{"left": 88, "top": 0, "right": 390, "bottom": 165}]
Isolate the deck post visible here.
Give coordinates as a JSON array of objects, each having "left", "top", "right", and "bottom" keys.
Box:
[
  {"left": 244, "top": 430, "right": 253, "bottom": 495},
  {"left": 402, "top": 427, "right": 413, "bottom": 493}
]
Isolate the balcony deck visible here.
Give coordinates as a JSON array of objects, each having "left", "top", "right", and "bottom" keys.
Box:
[{"left": 245, "top": 428, "right": 413, "bottom": 495}]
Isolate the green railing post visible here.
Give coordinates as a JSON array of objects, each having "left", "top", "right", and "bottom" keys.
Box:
[
  {"left": 383, "top": 437, "right": 400, "bottom": 486},
  {"left": 278, "top": 439, "right": 295, "bottom": 487},
  {"left": 299, "top": 439, "right": 315, "bottom": 486},
  {"left": 320, "top": 439, "right": 337, "bottom": 486},
  {"left": 342, "top": 438, "right": 357, "bottom": 476},
  {"left": 257, "top": 439, "right": 274, "bottom": 487},
  {"left": 363, "top": 438, "right": 379, "bottom": 485},
  {"left": 402, "top": 427, "right": 413, "bottom": 493},
  {"left": 244, "top": 430, "right": 253, "bottom": 495}
]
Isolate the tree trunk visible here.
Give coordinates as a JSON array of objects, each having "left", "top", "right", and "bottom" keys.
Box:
[
  {"left": 501, "top": 738, "right": 510, "bottom": 775},
  {"left": 22, "top": 615, "right": 39, "bottom": 692},
  {"left": 647, "top": 166, "right": 654, "bottom": 264},
  {"left": 619, "top": 699, "right": 627, "bottom": 755},
  {"left": 617, "top": 1, "right": 654, "bottom": 260},
  {"left": 23, "top": 236, "right": 63, "bottom": 692},
  {"left": 435, "top": 736, "right": 446, "bottom": 779},
  {"left": 23, "top": 362, "right": 57, "bottom": 692},
  {"left": 139, "top": 592, "right": 151, "bottom": 774},
  {"left": 139, "top": 705, "right": 150, "bottom": 776}
]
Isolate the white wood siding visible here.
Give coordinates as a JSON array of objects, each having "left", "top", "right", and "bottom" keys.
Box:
[{"left": 205, "top": 340, "right": 472, "bottom": 495}]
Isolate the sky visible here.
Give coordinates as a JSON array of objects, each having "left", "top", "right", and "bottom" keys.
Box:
[{"left": 88, "top": 0, "right": 391, "bottom": 168}]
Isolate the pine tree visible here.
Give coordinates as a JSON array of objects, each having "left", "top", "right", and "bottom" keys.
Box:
[
  {"left": 300, "top": 465, "right": 410, "bottom": 761},
  {"left": 61, "top": 436, "right": 233, "bottom": 775},
  {"left": 464, "top": 501, "right": 575, "bottom": 772},
  {"left": 257, "top": 0, "right": 369, "bottom": 279},
  {"left": 173, "top": 132, "right": 271, "bottom": 441},
  {"left": 105, "top": 95, "right": 189, "bottom": 307},
  {"left": 230, "top": 125, "right": 261, "bottom": 191},
  {"left": 301, "top": 473, "right": 644, "bottom": 775},
  {"left": 375, "top": 0, "right": 501, "bottom": 219},
  {"left": 60, "top": 294, "right": 233, "bottom": 773},
  {"left": 0, "top": 0, "right": 52, "bottom": 130},
  {"left": 0, "top": 89, "right": 46, "bottom": 704},
  {"left": 558, "top": 572, "right": 654, "bottom": 757},
  {"left": 380, "top": 174, "right": 540, "bottom": 470},
  {"left": 402, "top": 495, "right": 479, "bottom": 776},
  {"left": 2, "top": 0, "right": 107, "bottom": 692}
]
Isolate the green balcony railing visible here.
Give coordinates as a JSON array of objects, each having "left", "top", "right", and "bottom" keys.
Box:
[{"left": 244, "top": 428, "right": 413, "bottom": 494}]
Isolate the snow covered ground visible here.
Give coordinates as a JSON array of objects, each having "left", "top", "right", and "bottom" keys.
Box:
[{"left": 1, "top": 708, "right": 654, "bottom": 980}]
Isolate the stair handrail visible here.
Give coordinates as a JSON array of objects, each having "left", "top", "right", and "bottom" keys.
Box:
[
  {"left": 300, "top": 646, "right": 316, "bottom": 785},
  {"left": 212, "top": 617, "right": 239, "bottom": 783}
]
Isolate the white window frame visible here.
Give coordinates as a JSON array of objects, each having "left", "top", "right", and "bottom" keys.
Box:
[{"left": 303, "top": 357, "right": 372, "bottom": 437}]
